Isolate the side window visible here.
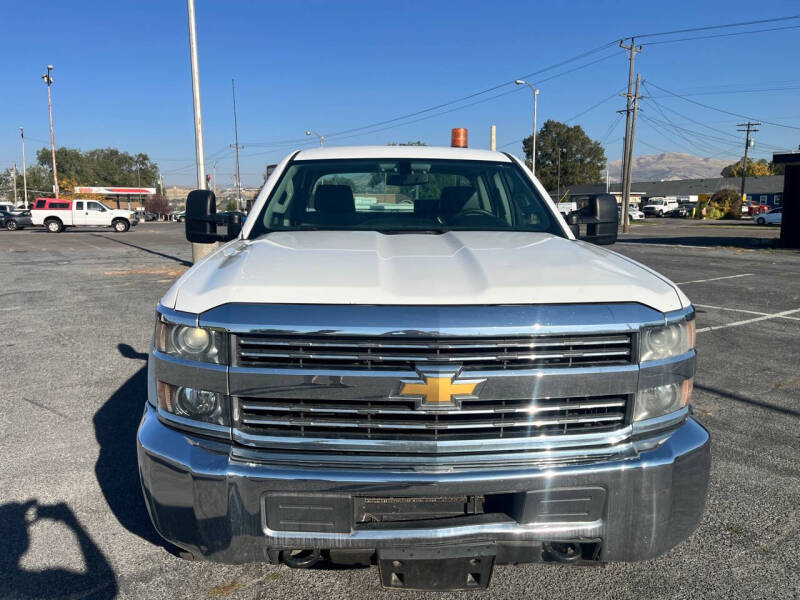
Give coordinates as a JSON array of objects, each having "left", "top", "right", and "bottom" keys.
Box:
[
  {"left": 75, "top": 201, "right": 84, "bottom": 210},
  {"left": 35, "top": 199, "right": 46, "bottom": 209},
  {"left": 87, "top": 202, "right": 105, "bottom": 211}
]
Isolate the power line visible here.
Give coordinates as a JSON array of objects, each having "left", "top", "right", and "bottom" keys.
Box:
[
  {"left": 599, "top": 114, "right": 624, "bottom": 144},
  {"left": 316, "top": 51, "right": 622, "bottom": 145},
  {"left": 646, "top": 81, "right": 800, "bottom": 131},
  {"left": 632, "top": 15, "right": 799, "bottom": 39},
  {"left": 639, "top": 113, "right": 742, "bottom": 154},
  {"left": 640, "top": 84, "right": 788, "bottom": 150},
  {"left": 565, "top": 87, "right": 626, "bottom": 123},
  {"left": 647, "top": 85, "right": 800, "bottom": 97},
  {"left": 239, "top": 43, "right": 622, "bottom": 148},
  {"left": 641, "top": 24, "right": 800, "bottom": 46}
]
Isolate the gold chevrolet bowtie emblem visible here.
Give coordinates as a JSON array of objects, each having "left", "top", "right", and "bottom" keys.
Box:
[{"left": 399, "top": 374, "right": 483, "bottom": 409}]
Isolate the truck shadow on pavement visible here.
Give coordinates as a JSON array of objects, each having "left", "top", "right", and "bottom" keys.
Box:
[
  {"left": 93, "top": 343, "right": 174, "bottom": 553},
  {"left": 0, "top": 500, "right": 118, "bottom": 599},
  {"left": 621, "top": 235, "right": 780, "bottom": 249},
  {"left": 91, "top": 234, "right": 192, "bottom": 267}
]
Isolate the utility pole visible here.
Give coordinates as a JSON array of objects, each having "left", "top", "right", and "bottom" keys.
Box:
[
  {"left": 490, "top": 125, "right": 496, "bottom": 151},
  {"left": 622, "top": 74, "right": 642, "bottom": 232},
  {"left": 737, "top": 121, "right": 760, "bottom": 201},
  {"left": 212, "top": 161, "right": 217, "bottom": 195},
  {"left": 20, "top": 127, "right": 28, "bottom": 209},
  {"left": 187, "top": 0, "right": 210, "bottom": 263},
  {"left": 230, "top": 79, "right": 244, "bottom": 211},
  {"left": 12, "top": 164, "right": 18, "bottom": 206},
  {"left": 619, "top": 39, "right": 641, "bottom": 233},
  {"left": 41, "top": 65, "right": 59, "bottom": 197}
]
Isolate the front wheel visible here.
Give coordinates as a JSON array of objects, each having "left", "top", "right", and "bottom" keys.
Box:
[
  {"left": 6, "top": 220, "right": 18, "bottom": 231},
  {"left": 658, "top": 210, "right": 664, "bottom": 217},
  {"left": 112, "top": 219, "right": 130, "bottom": 233},
  {"left": 756, "top": 217, "right": 766, "bottom": 225}
]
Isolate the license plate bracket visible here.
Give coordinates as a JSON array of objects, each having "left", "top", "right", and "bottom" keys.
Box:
[{"left": 377, "top": 544, "right": 495, "bottom": 591}]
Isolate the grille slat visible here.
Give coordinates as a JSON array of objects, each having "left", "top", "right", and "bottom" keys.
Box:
[
  {"left": 236, "top": 394, "right": 631, "bottom": 441},
  {"left": 234, "top": 331, "right": 633, "bottom": 444},
  {"left": 236, "top": 333, "right": 634, "bottom": 371},
  {"left": 240, "top": 399, "right": 626, "bottom": 416},
  {"left": 241, "top": 413, "right": 625, "bottom": 430}
]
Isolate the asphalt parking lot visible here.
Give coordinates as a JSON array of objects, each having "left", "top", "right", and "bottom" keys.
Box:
[{"left": 1, "top": 220, "right": 798, "bottom": 600}]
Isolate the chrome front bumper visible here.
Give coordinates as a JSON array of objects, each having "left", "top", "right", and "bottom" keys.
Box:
[{"left": 137, "top": 404, "right": 710, "bottom": 564}]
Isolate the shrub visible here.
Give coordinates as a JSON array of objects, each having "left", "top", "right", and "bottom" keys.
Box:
[{"left": 710, "top": 188, "right": 742, "bottom": 219}]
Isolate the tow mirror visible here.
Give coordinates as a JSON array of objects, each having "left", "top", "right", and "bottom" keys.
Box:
[
  {"left": 567, "top": 193, "right": 618, "bottom": 245},
  {"left": 185, "top": 190, "right": 241, "bottom": 243}
]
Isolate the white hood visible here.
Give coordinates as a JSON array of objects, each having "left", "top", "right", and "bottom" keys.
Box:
[{"left": 163, "top": 231, "right": 686, "bottom": 314}]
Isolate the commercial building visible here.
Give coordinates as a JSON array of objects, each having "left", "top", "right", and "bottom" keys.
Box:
[{"left": 557, "top": 175, "right": 784, "bottom": 208}]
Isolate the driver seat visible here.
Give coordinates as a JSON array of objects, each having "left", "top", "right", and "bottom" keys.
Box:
[{"left": 440, "top": 186, "right": 476, "bottom": 216}]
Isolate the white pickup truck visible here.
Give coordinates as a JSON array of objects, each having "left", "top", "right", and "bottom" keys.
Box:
[
  {"left": 31, "top": 197, "right": 137, "bottom": 232},
  {"left": 138, "top": 145, "right": 708, "bottom": 591},
  {"left": 641, "top": 196, "right": 680, "bottom": 217}
]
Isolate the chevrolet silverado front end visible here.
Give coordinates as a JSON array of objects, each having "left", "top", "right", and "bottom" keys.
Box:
[{"left": 137, "top": 146, "right": 709, "bottom": 591}]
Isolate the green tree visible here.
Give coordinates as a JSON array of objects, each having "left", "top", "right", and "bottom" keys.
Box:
[
  {"left": 720, "top": 157, "right": 775, "bottom": 177},
  {"left": 523, "top": 120, "right": 606, "bottom": 192},
  {"left": 34, "top": 147, "right": 159, "bottom": 191}
]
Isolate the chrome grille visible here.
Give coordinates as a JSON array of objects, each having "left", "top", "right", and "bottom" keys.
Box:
[
  {"left": 236, "top": 333, "right": 633, "bottom": 371},
  {"left": 235, "top": 394, "right": 630, "bottom": 441}
]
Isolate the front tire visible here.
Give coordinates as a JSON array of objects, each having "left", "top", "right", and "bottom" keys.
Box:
[
  {"left": 112, "top": 219, "right": 130, "bottom": 233},
  {"left": 756, "top": 217, "right": 766, "bottom": 225},
  {"left": 45, "top": 218, "right": 63, "bottom": 233},
  {"left": 6, "top": 220, "right": 18, "bottom": 231}
]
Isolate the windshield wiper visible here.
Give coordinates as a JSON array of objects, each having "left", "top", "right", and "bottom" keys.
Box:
[{"left": 376, "top": 228, "right": 450, "bottom": 235}]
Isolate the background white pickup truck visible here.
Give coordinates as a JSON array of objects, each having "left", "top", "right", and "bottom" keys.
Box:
[{"left": 31, "top": 198, "right": 137, "bottom": 232}]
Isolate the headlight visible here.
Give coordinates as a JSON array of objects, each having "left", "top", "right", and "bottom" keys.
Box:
[
  {"left": 157, "top": 381, "right": 228, "bottom": 427},
  {"left": 155, "top": 316, "right": 227, "bottom": 364},
  {"left": 634, "top": 378, "right": 693, "bottom": 422},
  {"left": 640, "top": 318, "right": 695, "bottom": 362}
]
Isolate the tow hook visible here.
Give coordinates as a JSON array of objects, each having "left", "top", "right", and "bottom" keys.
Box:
[
  {"left": 281, "top": 549, "right": 322, "bottom": 568},
  {"left": 543, "top": 542, "right": 583, "bottom": 563}
]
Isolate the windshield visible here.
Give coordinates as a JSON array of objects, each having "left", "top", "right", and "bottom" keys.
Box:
[{"left": 248, "top": 158, "right": 563, "bottom": 237}]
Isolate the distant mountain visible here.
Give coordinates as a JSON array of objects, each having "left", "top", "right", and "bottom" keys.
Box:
[{"left": 607, "top": 153, "right": 730, "bottom": 182}]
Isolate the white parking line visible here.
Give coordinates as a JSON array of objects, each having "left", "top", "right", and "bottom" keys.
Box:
[
  {"left": 694, "top": 303, "right": 800, "bottom": 321},
  {"left": 696, "top": 308, "right": 800, "bottom": 333},
  {"left": 677, "top": 273, "right": 753, "bottom": 285}
]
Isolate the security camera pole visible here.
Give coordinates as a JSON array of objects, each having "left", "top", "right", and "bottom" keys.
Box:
[
  {"left": 186, "top": 0, "right": 212, "bottom": 262},
  {"left": 41, "top": 65, "right": 59, "bottom": 197}
]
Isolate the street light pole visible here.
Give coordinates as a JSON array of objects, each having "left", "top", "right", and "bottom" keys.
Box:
[
  {"left": 231, "top": 79, "right": 244, "bottom": 211},
  {"left": 186, "top": 0, "right": 213, "bottom": 263},
  {"left": 515, "top": 80, "right": 539, "bottom": 174},
  {"left": 19, "top": 127, "right": 28, "bottom": 209},
  {"left": 306, "top": 130, "right": 324, "bottom": 146},
  {"left": 41, "top": 65, "right": 59, "bottom": 197}
]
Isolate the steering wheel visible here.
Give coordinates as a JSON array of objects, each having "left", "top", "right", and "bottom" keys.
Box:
[{"left": 456, "top": 209, "right": 495, "bottom": 218}]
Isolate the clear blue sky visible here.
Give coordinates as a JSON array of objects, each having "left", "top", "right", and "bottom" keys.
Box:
[{"left": 2, "top": 0, "right": 799, "bottom": 187}]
